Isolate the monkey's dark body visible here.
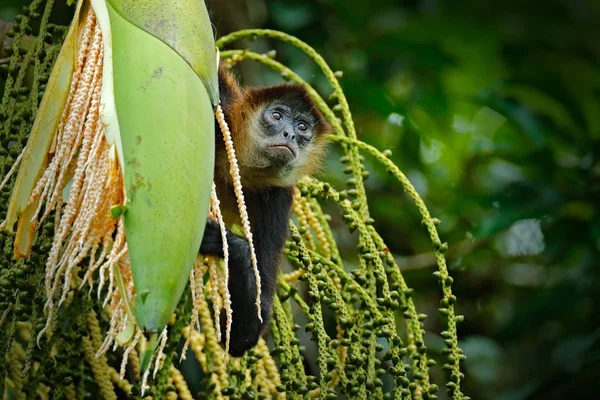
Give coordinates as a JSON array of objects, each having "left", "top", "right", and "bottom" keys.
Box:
[
  {"left": 200, "top": 187, "right": 292, "bottom": 356},
  {"left": 199, "top": 66, "right": 329, "bottom": 356}
]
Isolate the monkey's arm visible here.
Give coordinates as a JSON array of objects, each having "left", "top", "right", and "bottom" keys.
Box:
[{"left": 200, "top": 187, "right": 293, "bottom": 356}]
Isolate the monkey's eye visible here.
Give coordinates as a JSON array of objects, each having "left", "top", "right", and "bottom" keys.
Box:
[
  {"left": 272, "top": 111, "right": 282, "bottom": 121},
  {"left": 297, "top": 123, "right": 308, "bottom": 132}
]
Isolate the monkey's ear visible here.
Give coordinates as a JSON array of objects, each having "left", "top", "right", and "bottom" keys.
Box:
[{"left": 218, "top": 66, "right": 243, "bottom": 107}]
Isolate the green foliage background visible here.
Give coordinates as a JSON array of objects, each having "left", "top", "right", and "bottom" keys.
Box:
[
  {"left": 214, "top": 1, "right": 600, "bottom": 399},
  {"left": 2, "top": 0, "right": 600, "bottom": 399}
]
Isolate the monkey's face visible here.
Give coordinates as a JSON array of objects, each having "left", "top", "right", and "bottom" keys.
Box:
[
  {"left": 235, "top": 84, "right": 331, "bottom": 187},
  {"left": 258, "top": 103, "right": 316, "bottom": 168}
]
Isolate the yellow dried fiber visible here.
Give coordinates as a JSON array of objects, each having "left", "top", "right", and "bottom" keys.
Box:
[
  {"left": 6, "top": 343, "right": 26, "bottom": 400},
  {"left": 108, "top": 366, "right": 133, "bottom": 394},
  {"left": 292, "top": 189, "right": 316, "bottom": 250},
  {"left": 64, "top": 384, "right": 77, "bottom": 400},
  {"left": 197, "top": 277, "right": 229, "bottom": 395},
  {"left": 170, "top": 365, "right": 194, "bottom": 400},
  {"left": 282, "top": 269, "right": 304, "bottom": 283},
  {"left": 305, "top": 198, "right": 332, "bottom": 256},
  {"left": 82, "top": 336, "right": 116, "bottom": 400}
]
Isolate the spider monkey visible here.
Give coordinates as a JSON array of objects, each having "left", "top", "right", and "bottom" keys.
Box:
[{"left": 199, "top": 66, "right": 331, "bottom": 356}]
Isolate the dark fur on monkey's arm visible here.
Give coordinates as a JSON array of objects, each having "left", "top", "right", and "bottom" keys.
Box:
[{"left": 199, "top": 186, "right": 293, "bottom": 356}]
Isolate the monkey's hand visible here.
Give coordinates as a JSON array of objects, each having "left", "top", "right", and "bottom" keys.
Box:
[
  {"left": 199, "top": 219, "right": 225, "bottom": 256},
  {"left": 200, "top": 219, "right": 251, "bottom": 263}
]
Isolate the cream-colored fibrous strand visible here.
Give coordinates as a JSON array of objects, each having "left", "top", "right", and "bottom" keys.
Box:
[
  {"left": 183, "top": 328, "right": 207, "bottom": 370},
  {"left": 282, "top": 269, "right": 304, "bottom": 283},
  {"left": 190, "top": 262, "right": 204, "bottom": 333},
  {"left": 255, "top": 338, "right": 282, "bottom": 396},
  {"left": 27, "top": 9, "right": 96, "bottom": 221},
  {"left": 207, "top": 257, "right": 222, "bottom": 341},
  {"left": 0, "top": 145, "right": 26, "bottom": 193},
  {"left": 210, "top": 183, "right": 233, "bottom": 355},
  {"left": 153, "top": 327, "right": 169, "bottom": 379},
  {"left": 197, "top": 277, "right": 229, "bottom": 393},
  {"left": 97, "top": 299, "right": 124, "bottom": 356},
  {"left": 293, "top": 188, "right": 331, "bottom": 256},
  {"left": 99, "top": 240, "right": 128, "bottom": 306},
  {"left": 292, "top": 189, "right": 316, "bottom": 250},
  {"left": 306, "top": 199, "right": 331, "bottom": 256},
  {"left": 140, "top": 360, "right": 152, "bottom": 397},
  {"left": 20, "top": 6, "right": 130, "bottom": 361},
  {"left": 119, "top": 330, "right": 142, "bottom": 379},
  {"left": 33, "top": 12, "right": 101, "bottom": 227},
  {"left": 215, "top": 106, "right": 262, "bottom": 322},
  {"left": 32, "top": 10, "right": 126, "bottom": 344},
  {"left": 181, "top": 257, "right": 205, "bottom": 361},
  {"left": 170, "top": 365, "right": 194, "bottom": 400},
  {"left": 96, "top": 256, "right": 134, "bottom": 358},
  {"left": 216, "top": 265, "right": 232, "bottom": 359},
  {"left": 0, "top": 7, "right": 148, "bottom": 394}
]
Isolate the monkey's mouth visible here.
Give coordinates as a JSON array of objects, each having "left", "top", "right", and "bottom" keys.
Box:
[{"left": 268, "top": 144, "right": 297, "bottom": 157}]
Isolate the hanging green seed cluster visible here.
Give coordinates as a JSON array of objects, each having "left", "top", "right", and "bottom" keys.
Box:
[
  {"left": 2, "top": 2, "right": 467, "bottom": 398},
  {"left": 217, "top": 29, "right": 469, "bottom": 400},
  {"left": 0, "top": 0, "right": 64, "bottom": 397}
]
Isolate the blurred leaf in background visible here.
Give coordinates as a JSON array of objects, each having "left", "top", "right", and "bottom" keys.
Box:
[{"left": 3, "top": 0, "right": 599, "bottom": 398}]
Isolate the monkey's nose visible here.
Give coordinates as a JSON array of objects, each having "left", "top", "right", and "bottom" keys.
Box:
[{"left": 283, "top": 131, "right": 296, "bottom": 141}]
